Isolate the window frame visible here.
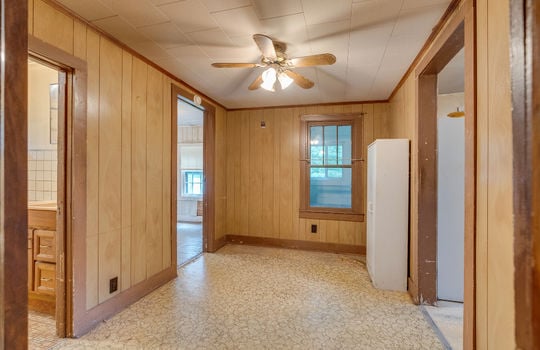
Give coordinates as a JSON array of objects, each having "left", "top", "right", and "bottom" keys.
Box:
[{"left": 299, "top": 114, "right": 364, "bottom": 222}]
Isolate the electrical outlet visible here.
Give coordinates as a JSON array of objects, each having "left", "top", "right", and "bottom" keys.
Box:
[
  {"left": 311, "top": 224, "right": 317, "bottom": 233},
  {"left": 109, "top": 277, "right": 118, "bottom": 293}
]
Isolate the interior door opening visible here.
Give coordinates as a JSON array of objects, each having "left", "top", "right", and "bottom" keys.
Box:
[
  {"left": 176, "top": 97, "right": 205, "bottom": 266},
  {"left": 27, "top": 56, "right": 67, "bottom": 345},
  {"left": 422, "top": 48, "right": 466, "bottom": 350}
]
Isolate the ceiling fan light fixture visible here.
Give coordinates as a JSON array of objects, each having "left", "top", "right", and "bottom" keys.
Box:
[
  {"left": 278, "top": 72, "right": 293, "bottom": 89},
  {"left": 261, "top": 67, "right": 277, "bottom": 91}
]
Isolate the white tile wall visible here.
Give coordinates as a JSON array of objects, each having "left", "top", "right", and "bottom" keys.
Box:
[{"left": 28, "top": 150, "right": 57, "bottom": 201}]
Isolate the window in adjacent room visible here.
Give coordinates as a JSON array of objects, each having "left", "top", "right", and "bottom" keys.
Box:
[
  {"left": 299, "top": 114, "right": 363, "bottom": 222},
  {"left": 182, "top": 170, "right": 203, "bottom": 196}
]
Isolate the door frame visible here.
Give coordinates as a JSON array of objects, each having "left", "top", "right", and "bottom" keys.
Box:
[
  {"left": 413, "top": 0, "right": 476, "bottom": 348},
  {"left": 510, "top": 0, "right": 540, "bottom": 348},
  {"left": 28, "top": 35, "right": 87, "bottom": 337},
  {"left": 27, "top": 54, "right": 70, "bottom": 337},
  {"left": 171, "top": 84, "right": 216, "bottom": 267}
]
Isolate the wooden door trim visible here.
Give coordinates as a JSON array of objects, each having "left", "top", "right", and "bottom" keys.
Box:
[
  {"left": 171, "top": 85, "right": 217, "bottom": 263},
  {"left": 28, "top": 35, "right": 87, "bottom": 338},
  {"left": 511, "top": 0, "right": 540, "bottom": 348},
  {"left": 414, "top": 0, "right": 476, "bottom": 349},
  {"left": 0, "top": 0, "right": 29, "bottom": 346}
]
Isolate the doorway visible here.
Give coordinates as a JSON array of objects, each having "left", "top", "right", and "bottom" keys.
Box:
[
  {"left": 422, "top": 48, "right": 466, "bottom": 350},
  {"left": 176, "top": 98, "right": 204, "bottom": 265},
  {"left": 27, "top": 56, "right": 67, "bottom": 346},
  {"left": 171, "top": 84, "right": 217, "bottom": 267},
  {"left": 414, "top": 1, "right": 476, "bottom": 349}
]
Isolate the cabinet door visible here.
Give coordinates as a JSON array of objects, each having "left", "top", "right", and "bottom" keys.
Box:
[
  {"left": 34, "top": 262, "right": 56, "bottom": 295},
  {"left": 33, "top": 230, "right": 56, "bottom": 263}
]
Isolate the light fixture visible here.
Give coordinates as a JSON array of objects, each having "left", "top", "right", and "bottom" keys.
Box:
[
  {"left": 278, "top": 72, "right": 293, "bottom": 89},
  {"left": 447, "top": 107, "right": 465, "bottom": 118},
  {"left": 261, "top": 67, "right": 277, "bottom": 91},
  {"left": 260, "top": 67, "right": 295, "bottom": 91}
]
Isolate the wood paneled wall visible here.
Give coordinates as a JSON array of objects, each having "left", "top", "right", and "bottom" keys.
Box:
[
  {"left": 225, "top": 103, "right": 389, "bottom": 247},
  {"left": 29, "top": 0, "right": 227, "bottom": 315},
  {"left": 388, "top": 0, "right": 515, "bottom": 347}
]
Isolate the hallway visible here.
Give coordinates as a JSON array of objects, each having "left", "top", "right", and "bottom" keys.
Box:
[{"left": 54, "top": 245, "right": 442, "bottom": 349}]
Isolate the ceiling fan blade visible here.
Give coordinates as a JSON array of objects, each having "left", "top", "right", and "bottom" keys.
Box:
[
  {"left": 248, "top": 74, "right": 264, "bottom": 90},
  {"left": 253, "top": 34, "right": 277, "bottom": 59},
  {"left": 211, "top": 62, "right": 260, "bottom": 68},
  {"left": 283, "top": 70, "right": 314, "bottom": 89},
  {"left": 289, "top": 53, "right": 336, "bottom": 67}
]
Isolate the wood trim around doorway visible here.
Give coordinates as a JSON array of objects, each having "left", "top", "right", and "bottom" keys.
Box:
[
  {"left": 413, "top": 0, "right": 476, "bottom": 349},
  {"left": 171, "top": 84, "right": 217, "bottom": 269},
  {"left": 511, "top": 0, "right": 540, "bottom": 348}
]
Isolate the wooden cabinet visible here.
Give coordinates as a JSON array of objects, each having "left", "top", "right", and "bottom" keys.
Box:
[
  {"left": 33, "top": 230, "right": 56, "bottom": 263},
  {"left": 34, "top": 262, "right": 56, "bottom": 295},
  {"left": 28, "top": 205, "right": 57, "bottom": 315}
]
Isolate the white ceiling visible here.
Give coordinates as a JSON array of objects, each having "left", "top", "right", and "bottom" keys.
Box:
[{"left": 56, "top": 0, "right": 451, "bottom": 109}]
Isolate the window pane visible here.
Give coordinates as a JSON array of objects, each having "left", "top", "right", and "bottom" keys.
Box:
[
  {"left": 338, "top": 125, "right": 352, "bottom": 165},
  {"left": 310, "top": 167, "right": 352, "bottom": 208},
  {"left": 324, "top": 126, "right": 337, "bottom": 165},
  {"left": 310, "top": 126, "right": 324, "bottom": 165},
  {"left": 310, "top": 168, "right": 326, "bottom": 178}
]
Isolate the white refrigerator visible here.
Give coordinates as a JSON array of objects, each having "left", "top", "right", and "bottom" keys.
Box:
[{"left": 366, "top": 139, "right": 410, "bottom": 292}]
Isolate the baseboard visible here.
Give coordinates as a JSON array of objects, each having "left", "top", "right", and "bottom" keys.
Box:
[
  {"left": 28, "top": 291, "right": 55, "bottom": 315},
  {"left": 73, "top": 266, "right": 177, "bottom": 337},
  {"left": 212, "top": 235, "right": 227, "bottom": 252},
  {"left": 226, "top": 235, "right": 365, "bottom": 255},
  {"left": 408, "top": 277, "right": 419, "bottom": 304}
]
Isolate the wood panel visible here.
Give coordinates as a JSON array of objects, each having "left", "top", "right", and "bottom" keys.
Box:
[
  {"left": 73, "top": 20, "right": 86, "bottom": 60},
  {"left": 475, "top": 1, "right": 489, "bottom": 346},
  {"left": 121, "top": 51, "right": 133, "bottom": 291},
  {"left": 145, "top": 67, "right": 164, "bottom": 277},
  {"left": 162, "top": 77, "right": 172, "bottom": 269},
  {"left": 97, "top": 37, "right": 122, "bottom": 303},
  {"left": 85, "top": 28, "right": 100, "bottom": 310},
  {"left": 131, "top": 57, "right": 148, "bottom": 285},
  {"left": 224, "top": 103, "right": 385, "bottom": 246},
  {"left": 33, "top": 0, "right": 73, "bottom": 55},
  {"left": 214, "top": 107, "right": 227, "bottom": 240},
  {"left": 98, "top": 38, "right": 122, "bottom": 235},
  {"left": 486, "top": 0, "right": 515, "bottom": 348},
  {"left": 28, "top": 0, "right": 34, "bottom": 34}
]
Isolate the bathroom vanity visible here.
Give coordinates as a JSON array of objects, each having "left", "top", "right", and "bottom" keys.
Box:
[{"left": 28, "top": 200, "right": 57, "bottom": 315}]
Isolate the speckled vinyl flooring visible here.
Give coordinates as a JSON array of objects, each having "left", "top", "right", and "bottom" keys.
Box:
[
  {"left": 28, "top": 311, "right": 58, "bottom": 350},
  {"left": 53, "top": 244, "right": 442, "bottom": 349}
]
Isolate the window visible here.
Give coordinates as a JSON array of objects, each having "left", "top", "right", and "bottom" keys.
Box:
[
  {"left": 182, "top": 171, "right": 203, "bottom": 196},
  {"left": 300, "top": 114, "right": 363, "bottom": 221}
]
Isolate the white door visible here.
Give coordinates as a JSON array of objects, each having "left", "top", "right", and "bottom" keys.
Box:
[{"left": 437, "top": 113, "right": 465, "bottom": 302}]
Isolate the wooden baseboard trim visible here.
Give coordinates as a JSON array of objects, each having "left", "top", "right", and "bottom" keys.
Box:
[
  {"left": 212, "top": 235, "right": 227, "bottom": 252},
  {"left": 73, "top": 267, "right": 177, "bottom": 337},
  {"left": 226, "top": 235, "right": 365, "bottom": 255},
  {"left": 408, "top": 277, "right": 419, "bottom": 304},
  {"left": 28, "top": 292, "right": 55, "bottom": 315}
]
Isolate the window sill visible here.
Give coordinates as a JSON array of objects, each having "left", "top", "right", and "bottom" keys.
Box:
[{"left": 299, "top": 210, "right": 364, "bottom": 222}]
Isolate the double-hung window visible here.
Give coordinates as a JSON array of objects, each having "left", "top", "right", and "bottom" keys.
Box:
[
  {"left": 182, "top": 170, "right": 203, "bottom": 196},
  {"left": 299, "top": 114, "right": 363, "bottom": 221}
]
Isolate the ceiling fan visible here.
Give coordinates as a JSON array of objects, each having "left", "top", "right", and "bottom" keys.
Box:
[{"left": 211, "top": 34, "right": 336, "bottom": 91}]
